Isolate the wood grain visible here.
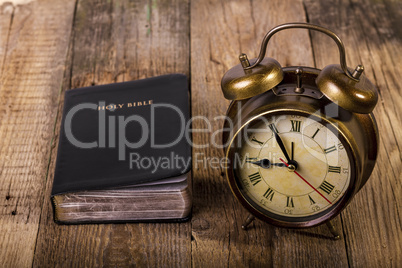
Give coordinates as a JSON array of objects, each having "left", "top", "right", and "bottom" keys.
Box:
[
  {"left": 190, "top": 0, "right": 349, "bottom": 267},
  {"left": 0, "top": 1, "right": 75, "bottom": 267},
  {"left": 32, "top": 0, "right": 191, "bottom": 267},
  {"left": 304, "top": 0, "right": 402, "bottom": 266}
]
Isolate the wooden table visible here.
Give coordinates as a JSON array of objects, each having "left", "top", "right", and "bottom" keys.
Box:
[{"left": 0, "top": 0, "right": 400, "bottom": 267}]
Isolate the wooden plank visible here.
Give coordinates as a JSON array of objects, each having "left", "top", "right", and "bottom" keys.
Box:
[
  {"left": 0, "top": 0, "right": 76, "bottom": 267},
  {"left": 190, "top": 0, "right": 349, "bottom": 267},
  {"left": 304, "top": 0, "right": 402, "bottom": 266},
  {"left": 32, "top": 0, "right": 191, "bottom": 266}
]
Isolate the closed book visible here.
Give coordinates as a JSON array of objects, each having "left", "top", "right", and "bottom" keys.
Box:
[{"left": 51, "top": 74, "right": 192, "bottom": 224}]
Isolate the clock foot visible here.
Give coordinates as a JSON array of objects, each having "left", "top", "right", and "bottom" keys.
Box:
[
  {"left": 241, "top": 214, "right": 255, "bottom": 230},
  {"left": 326, "top": 221, "right": 341, "bottom": 240}
]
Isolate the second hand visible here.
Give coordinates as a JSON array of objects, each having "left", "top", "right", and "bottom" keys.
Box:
[{"left": 279, "top": 158, "right": 332, "bottom": 204}]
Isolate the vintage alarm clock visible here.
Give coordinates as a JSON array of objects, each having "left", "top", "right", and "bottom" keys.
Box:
[{"left": 221, "top": 23, "right": 379, "bottom": 239}]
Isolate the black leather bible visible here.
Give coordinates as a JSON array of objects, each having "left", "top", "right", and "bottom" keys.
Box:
[{"left": 51, "top": 74, "right": 192, "bottom": 224}]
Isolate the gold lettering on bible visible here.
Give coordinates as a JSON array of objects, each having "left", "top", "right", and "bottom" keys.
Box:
[{"left": 97, "top": 100, "right": 153, "bottom": 111}]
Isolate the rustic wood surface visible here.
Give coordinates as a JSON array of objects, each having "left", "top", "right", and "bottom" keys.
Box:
[{"left": 0, "top": 0, "right": 400, "bottom": 267}]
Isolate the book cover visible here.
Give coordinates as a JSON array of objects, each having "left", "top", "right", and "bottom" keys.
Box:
[{"left": 51, "top": 74, "right": 192, "bottom": 223}]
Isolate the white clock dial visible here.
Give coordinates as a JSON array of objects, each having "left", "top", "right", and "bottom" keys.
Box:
[{"left": 234, "top": 113, "right": 351, "bottom": 218}]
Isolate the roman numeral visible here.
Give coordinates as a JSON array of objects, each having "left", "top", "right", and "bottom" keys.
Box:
[
  {"left": 328, "top": 166, "right": 341, "bottom": 173},
  {"left": 248, "top": 172, "right": 262, "bottom": 186},
  {"left": 311, "top": 128, "right": 320, "bottom": 139},
  {"left": 290, "top": 120, "right": 301, "bottom": 132},
  {"left": 286, "top": 196, "right": 294, "bottom": 207},
  {"left": 319, "top": 181, "right": 335, "bottom": 195},
  {"left": 324, "top": 145, "right": 337, "bottom": 154},
  {"left": 251, "top": 136, "right": 264, "bottom": 146},
  {"left": 308, "top": 195, "right": 316, "bottom": 205},
  {"left": 268, "top": 123, "right": 279, "bottom": 134},
  {"left": 263, "top": 188, "right": 275, "bottom": 201},
  {"left": 245, "top": 157, "right": 257, "bottom": 163}
]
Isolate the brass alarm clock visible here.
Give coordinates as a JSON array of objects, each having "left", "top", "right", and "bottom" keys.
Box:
[{"left": 221, "top": 23, "right": 379, "bottom": 238}]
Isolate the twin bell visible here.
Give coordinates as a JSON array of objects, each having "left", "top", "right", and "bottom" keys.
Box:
[{"left": 221, "top": 23, "right": 378, "bottom": 114}]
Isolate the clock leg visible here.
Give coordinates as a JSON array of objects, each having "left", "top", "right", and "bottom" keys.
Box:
[
  {"left": 241, "top": 214, "right": 255, "bottom": 230},
  {"left": 326, "top": 221, "right": 341, "bottom": 240}
]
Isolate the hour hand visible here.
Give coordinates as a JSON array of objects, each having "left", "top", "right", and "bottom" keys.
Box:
[
  {"left": 291, "top": 142, "right": 294, "bottom": 161},
  {"left": 250, "top": 159, "right": 286, "bottom": 169}
]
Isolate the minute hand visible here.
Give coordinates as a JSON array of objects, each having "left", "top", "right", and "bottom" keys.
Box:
[{"left": 270, "top": 125, "right": 291, "bottom": 163}]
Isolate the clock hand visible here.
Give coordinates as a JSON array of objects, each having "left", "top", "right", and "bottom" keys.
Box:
[
  {"left": 291, "top": 142, "right": 294, "bottom": 161},
  {"left": 271, "top": 162, "right": 287, "bottom": 167},
  {"left": 288, "top": 141, "right": 298, "bottom": 169},
  {"left": 269, "top": 125, "right": 291, "bottom": 163},
  {"left": 250, "top": 159, "right": 286, "bottom": 169},
  {"left": 250, "top": 159, "right": 271, "bottom": 169},
  {"left": 279, "top": 158, "right": 332, "bottom": 204}
]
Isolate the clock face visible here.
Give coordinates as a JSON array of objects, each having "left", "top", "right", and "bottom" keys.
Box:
[{"left": 231, "top": 112, "right": 353, "bottom": 223}]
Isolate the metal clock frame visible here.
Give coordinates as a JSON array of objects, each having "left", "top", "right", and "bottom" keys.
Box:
[{"left": 222, "top": 67, "right": 379, "bottom": 231}]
